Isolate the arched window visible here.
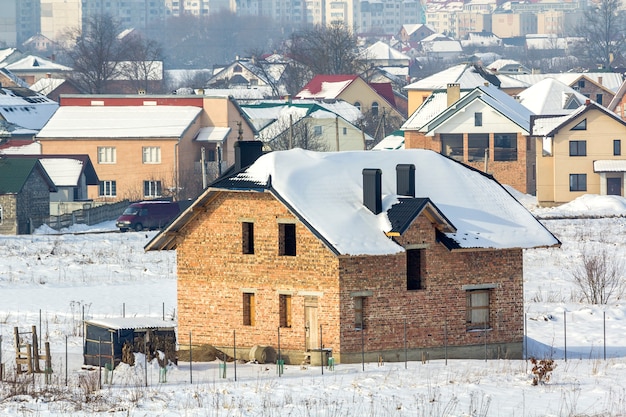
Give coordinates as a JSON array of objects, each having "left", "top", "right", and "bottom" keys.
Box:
[
  {"left": 354, "top": 101, "right": 361, "bottom": 111},
  {"left": 372, "top": 101, "right": 379, "bottom": 116}
]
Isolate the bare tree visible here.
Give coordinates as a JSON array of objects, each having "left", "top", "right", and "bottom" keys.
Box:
[
  {"left": 62, "top": 13, "right": 129, "bottom": 93},
  {"left": 117, "top": 32, "right": 164, "bottom": 94},
  {"left": 288, "top": 22, "right": 361, "bottom": 76},
  {"left": 361, "top": 108, "right": 404, "bottom": 148},
  {"left": 569, "top": 246, "right": 625, "bottom": 304},
  {"left": 263, "top": 118, "right": 329, "bottom": 152},
  {"left": 573, "top": 0, "right": 626, "bottom": 69}
]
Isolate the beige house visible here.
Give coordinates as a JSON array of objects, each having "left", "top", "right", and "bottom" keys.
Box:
[
  {"left": 36, "top": 95, "right": 256, "bottom": 202},
  {"left": 491, "top": 12, "right": 537, "bottom": 38},
  {"left": 532, "top": 102, "right": 626, "bottom": 206}
]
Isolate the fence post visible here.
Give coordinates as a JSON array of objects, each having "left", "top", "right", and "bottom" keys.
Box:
[
  {"left": 189, "top": 331, "right": 192, "bottom": 384},
  {"left": 361, "top": 327, "right": 365, "bottom": 372},
  {"left": 404, "top": 318, "right": 407, "bottom": 369},
  {"left": 563, "top": 311, "right": 567, "bottom": 362},
  {"left": 320, "top": 325, "right": 323, "bottom": 375},
  {"left": 603, "top": 311, "right": 606, "bottom": 361},
  {"left": 233, "top": 330, "right": 237, "bottom": 382}
]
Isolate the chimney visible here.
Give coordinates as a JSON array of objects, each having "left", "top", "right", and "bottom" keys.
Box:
[
  {"left": 235, "top": 140, "right": 264, "bottom": 171},
  {"left": 585, "top": 99, "right": 591, "bottom": 105},
  {"left": 598, "top": 76, "right": 603, "bottom": 85},
  {"left": 396, "top": 164, "right": 415, "bottom": 197},
  {"left": 446, "top": 83, "right": 460, "bottom": 107},
  {"left": 362, "top": 168, "right": 382, "bottom": 215}
]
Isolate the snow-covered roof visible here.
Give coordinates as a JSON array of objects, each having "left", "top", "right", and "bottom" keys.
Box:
[
  {"left": 153, "top": 149, "right": 559, "bottom": 255},
  {"left": 403, "top": 84, "right": 533, "bottom": 133},
  {"left": 594, "top": 160, "right": 626, "bottom": 172},
  {"left": 6, "top": 55, "right": 72, "bottom": 72},
  {"left": 510, "top": 73, "right": 623, "bottom": 93},
  {"left": 531, "top": 102, "right": 624, "bottom": 136},
  {"left": 29, "top": 77, "right": 66, "bottom": 96},
  {"left": 37, "top": 106, "right": 202, "bottom": 138},
  {"left": 0, "top": 88, "right": 59, "bottom": 130},
  {"left": 39, "top": 158, "right": 84, "bottom": 187},
  {"left": 404, "top": 63, "right": 528, "bottom": 91},
  {"left": 86, "top": 317, "right": 176, "bottom": 331},
  {"left": 518, "top": 78, "right": 589, "bottom": 115},
  {"left": 296, "top": 75, "right": 357, "bottom": 99},
  {"left": 360, "top": 41, "right": 410, "bottom": 61},
  {"left": 372, "top": 131, "right": 405, "bottom": 150},
  {"left": 195, "top": 126, "right": 231, "bottom": 143}
]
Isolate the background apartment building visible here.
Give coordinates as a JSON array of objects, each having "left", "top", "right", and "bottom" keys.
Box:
[{"left": 0, "top": 0, "right": 40, "bottom": 46}]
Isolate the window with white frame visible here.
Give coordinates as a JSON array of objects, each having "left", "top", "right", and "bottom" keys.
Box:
[
  {"left": 99, "top": 180, "right": 117, "bottom": 197},
  {"left": 143, "top": 180, "right": 162, "bottom": 197},
  {"left": 142, "top": 146, "right": 161, "bottom": 164},
  {"left": 97, "top": 147, "right": 116, "bottom": 164}
]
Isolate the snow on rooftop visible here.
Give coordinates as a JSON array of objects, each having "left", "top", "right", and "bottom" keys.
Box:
[
  {"left": 39, "top": 158, "right": 84, "bottom": 187},
  {"left": 518, "top": 78, "right": 589, "bottom": 115},
  {"left": 37, "top": 106, "right": 202, "bottom": 138},
  {"left": 86, "top": 317, "right": 176, "bottom": 330},
  {"left": 229, "top": 148, "right": 558, "bottom": 255}
]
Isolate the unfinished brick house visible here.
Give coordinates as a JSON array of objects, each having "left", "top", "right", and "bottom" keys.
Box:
[{"left": 146, "top": 142, "right": 560, "bottom": 364}]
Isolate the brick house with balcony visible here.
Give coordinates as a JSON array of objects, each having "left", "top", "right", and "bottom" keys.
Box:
[
  {"left": 146, "top": 143, "right": 559, "bottom": 364},
  {"left": 402, "top": 83, "right": 536, "bottom": 195}
]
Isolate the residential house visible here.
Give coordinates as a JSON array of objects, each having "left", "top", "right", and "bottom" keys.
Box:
[
  {"left": 398, "top": 24, "right": 436, "bottom": 44},
  {"left": 403, "top": 63, "right": 529, "bottom": 115},
  {"left": 4, "top": 55, "right": 72, "bottom": 85},
  {"left": 0, "top": 86, "right": 59, "bottom": 139},
  {"left": 491, "top": 12, "right": 537, "bottom": 38},
  {"left": 531, "top": 101, "right": 626, "bottom": 206},
  {"left": 510, "top": 73, "right": 623, "bottom": 107},
  {"left": 296, "top": 75, "right": 405, "bottom": 121},
  {"left": 29, "top": 75, "right": 84, "bottom": 102},
  {"left": 358, "top": 41, "right": 411, "bottom": 67},
  {"left": 146, "top": 146, "right": 560, "bottom": 364},
  {"left": 419, "top": 33, "right": 463, "bottom": 62},
  {"left": 517, "top": 78, "right": 590, "bottom": 116},
  {"left": 37, "top": 105, "right": 202, "bottom": 202},
  {"left": 607, "top": 79, "right": 626, "bottom": 121},
  {"left": 486, "top": 59, "right": 530, "bottom": 75},
  {"left": 36, "top": 94, "right": 256, "bottom": 202},
  {"left": 207, "top": 58, "right": 287, "bottom": 98},
  {"left": 402, "top": 83, "right": 536, "bottom": 195},
  {"left": 4, "top": 154, "right": 99, "bottom": 215},
  {"left": 240, "top": 100, "right": 372, "bottom": 151},
  {"left": 0, "top": 156, "right": 56, "bottom": 234}
]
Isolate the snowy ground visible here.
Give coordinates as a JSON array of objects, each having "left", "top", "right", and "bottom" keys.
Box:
[{"left": 2, "top": 193, "right": 626, "bottom": 416}]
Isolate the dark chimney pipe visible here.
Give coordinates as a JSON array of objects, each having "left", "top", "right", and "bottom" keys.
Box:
[
  {"left": 396, "top": 164, "right": 415, "bottom": 197},
  {"left": 234, "top": 140, "right": 264, "bottom": 171},
  {"left": 363, "top": 168, "right": 382, "bottom": 214}
]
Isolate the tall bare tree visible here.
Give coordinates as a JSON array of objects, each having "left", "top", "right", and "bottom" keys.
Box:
[
  {"left": 288, "top": 22, "right": 361, "bottom": 76},
  {"left": 574, "top": 0, "right": 626, "bottom": 69},
  {"left": 118, "top": 32, "right": 164, "bottom": 94},
  {"left": 62, "top": 13, "right": 129, "bottom": 93}
]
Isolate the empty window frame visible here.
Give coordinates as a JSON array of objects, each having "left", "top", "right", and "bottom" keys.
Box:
[
  {"left": 354, "top": 296, "right": 365, "bottom": 330},
  {"left": 474, "top": 112, "right": 482, "bottom": 127},
  {"left": 143, "top": 180, "right": 162, "bottom": 197},
  {"left": 570, "top": 174, "right": 587, "bottom": 191},
  {"left": 242, "top": 222, "right": 254, "bottom": 254},
  {"left": 278, "top": 223, "right": 296, "bottom": 256},
  {"left": 468, "top": 133, "right": 488, "bottom": 162},
  {"left": 313, "top": 125, "right": 322, "bottom": 136},
  {"left": 614, "top": 139, "right": 621, "bottom": 156},
  {"left": 97, "top": 146, "right": 116, "bottom": 164},
  {"left": 441, "top": 133, "right": 463, "bottom": 161},
  {"left": 243, "top": 292, "right": 256, "bottom": 326},
  {"left": 372, "top": 102, "right": 379, "bottom": 116},
  {"left": 596, "top": 94, "right": 603, "bottom": 105},
  {"left": 569, "top": 140, "right": 587, "bottom": 156},
  {"left": 142, "top": 146, "right": 161, "bottom": 164},
  {"left": 494, "top": 134, "right": 517, "bottom": 161},
  {"left": 279, "top": 294, "right": 292, "bottom": 328},
  {"left": 98, "top": 180, "right": 116, "bottom": 197},
  {"left": 466, "top": 289, "right": 490, "bottom": 330},
  {"left": 406, "top": 249, "right": 423, "bottom": 290}
]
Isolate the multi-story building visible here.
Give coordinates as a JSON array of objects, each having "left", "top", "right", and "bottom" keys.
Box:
[
  {"left": 456, "top": 11, "right": 491, "bottom": 39},
  {"left": 40, "top": 0, "right": 81, "bottom": 43},
  {"left": 491, "top": 12, "right": 537, "bottom": 38},
  {"left": 425, "top": 8, "right": 459, "bottom": 37},
  {"left": 81, "top": 0, "right": 167, "bottom": 29},
  {"left": 359, "top": 0, "right": 422, "bottom": 35},
  {"left": 0, "top": 0, "right": 41, "bottom": 47}
]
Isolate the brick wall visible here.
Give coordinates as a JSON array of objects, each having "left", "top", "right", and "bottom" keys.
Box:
[
  {"left": 176, "top": 191, "right": 525, "bottom": 363},
  {"left": 404, "top": 131, "right": 534, "bottom": 194}
]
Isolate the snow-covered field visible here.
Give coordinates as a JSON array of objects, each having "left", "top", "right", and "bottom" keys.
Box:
[{"left": 2, "top": 193, "right": 626, "bottom": 416}]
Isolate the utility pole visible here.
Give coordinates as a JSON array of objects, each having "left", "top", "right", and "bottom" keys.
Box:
[
  {"left": 201, "top": 147, "right": 207, "bottom": 189},
  {"left": 335, "top": 116, "right": 340, "bottom": 151}
]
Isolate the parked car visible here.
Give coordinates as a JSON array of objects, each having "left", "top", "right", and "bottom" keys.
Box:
[{"left": 116, "top": 201, "right": 182, "bottom": 232}]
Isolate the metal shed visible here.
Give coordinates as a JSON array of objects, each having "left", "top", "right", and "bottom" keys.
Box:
[{"left": 83, "top": 318, "right": 177, "bottom": 368}]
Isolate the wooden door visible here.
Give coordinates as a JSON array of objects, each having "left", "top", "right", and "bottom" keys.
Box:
[
  {"left": 607, "top": 177, "right": 622, "bottom": 196},
  {"left": 304, "top": 296, "right": 319, "bottom": 351}
]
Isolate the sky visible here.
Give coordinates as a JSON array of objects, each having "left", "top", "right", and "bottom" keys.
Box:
[{"left": 1, "top": 193, "right": 626, "bottom": 416}]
